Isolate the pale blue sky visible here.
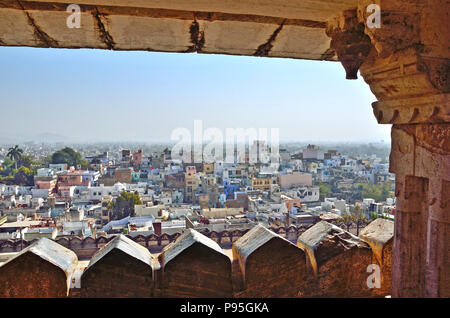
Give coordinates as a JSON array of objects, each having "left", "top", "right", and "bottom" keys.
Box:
[{"left": 0, "top": 47, "right": 391, "bottom": 143}]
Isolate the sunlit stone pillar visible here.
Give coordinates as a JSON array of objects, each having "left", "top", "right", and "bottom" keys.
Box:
[
  {"left": 387, "top": 124, "right": 449, "bottom": 297},
  {"left": 326, "top": 0, "right": 449, "bottom": 297},
  {"left": 355, "top": 0, "right": 449, "bottom": 297}
]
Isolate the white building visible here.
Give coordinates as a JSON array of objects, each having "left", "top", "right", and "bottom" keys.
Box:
[
  {"left": 135, "top": 203, "right": 168, "bottom": 219},
  {"left": 334, "top": 199, "right": 347, "bottom": 213},
  {"left": 37, "top": 168, "right": 56, "bottom": 177},
  {"left": 87, "top": 183, "right": 126, "bottom": 201},
  {"left": 31, "top": 188, "right": 51, "bottom": 199},
  {"left": 285, "top": 187, "right": 320, "bottom": 203}
]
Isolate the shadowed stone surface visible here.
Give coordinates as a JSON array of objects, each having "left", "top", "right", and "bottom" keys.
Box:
[
  {"left": 0, "top": 237, "right": 78, "bottom": 297},
  {"left": 81, "top": 234, "right": 158, "bottom": 298},
  {"left": 297, "top": 221, "right": 374, "bottom": 297},
  {"left": 159, "top": 229, "right": 232, "bottom": 298},
  {"left": 359, "top": 218, "right": 394, "bottom": 296},
  {"left": 233, "top": 225, "right": 307, "bottom": 297}
]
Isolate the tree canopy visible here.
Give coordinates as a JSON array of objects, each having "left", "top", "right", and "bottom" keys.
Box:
[
  {"left": 51, "top": 147, "right": 85, "bottom": 167},
  {"left": 318, "top": 182, "right": 331, "bottom": 200},
  {"left": 356, "top": 183, "right": 391, "bottom": 202},
  {"left": 13, "top": 166, "right": 35, "bottom": 186},
  {"left": 7, "top": 145, "right": 23, "bottom": 162},
  {"left": 108, "top": 191, "right": 142, "bottom": 220},
  {"left": 7, "top": 145, "right": 23, "bottom": 170}
]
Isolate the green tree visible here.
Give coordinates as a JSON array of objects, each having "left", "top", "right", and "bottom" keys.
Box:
[
  {"left": 14, "top": 166, "right": 36, "bottom": 186},
  {"left": 370, "top": 212, "right": 380, "bottom": 220},
  {"left": 3, "top": 157, "right": 14, "bottom": 166},
  {"left": 318, "top": 182, "right": 331, "bottom": 201},
  {"left": 357, "top": 182, "right": 391, "bottom": 202},
  {"left": 79, "top": 159, "right": 90, "bottom": 170},
  {"left": 51, "top": 147, "right": 83, "bottom": 167},
  {"left": 338, "top": 206, "right": 368, "bottom": 234},
  {"left": 109, "top": 191, "right": 142, "bottom": 220},
  {"left": 17, "top": 155, "right": 35, "bottom": 169},
  {"left": 7, "top": 145, "right": 23, "bottom": 170},
  {"left": 1, "top": 157, "right": 14, "bottom": 174},
  {"left": 353, "top": 205, "right": 368, "bottom": 235},
  {"left": 39, "top": 155, "right": 53, "bottom": 166},
  {"left": 338, "top": 211, "right": 353, "bottom": 232}
]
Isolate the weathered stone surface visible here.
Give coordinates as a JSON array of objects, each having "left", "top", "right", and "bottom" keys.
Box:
[
  {"left": 357, "top": 0, "right": 422, "bottom": 59},
  {"left": 326, "top": 9, "right": 373, "bottom": 79},
  {"left": 359, "top": 219, "right": 393, "bottom": 264},
  {"left": 0, "top": 237, "right": 78, "bottom": 297},
  {"left": 360, "top": 50, "right": 449, "bottom": 125},
  {"left": 297, "top": 221, "right": 374, "bottom": 297},
  {"left": 359, "top": 219, "right": 394, "bottom": 296},
  {"left": 388, "top": 123, "right": 449, "bottom": 298},
  {"left": 0, "top": 0, "right": 355, "bottom": 60},
  {"left": 233, "top": 225, "right": 307, "bottom": 297},
  {"left": 22, "top": 0, "right": 358, "bottom": 22},
  {"left": 81, "top": 234, "right": 158, "bottom": 298},
  {"left": 159, "top": 229, "right": 232, "bottom": 298},
  {"left": 354, "top": 0, "right": 449, "bottom": 297}
]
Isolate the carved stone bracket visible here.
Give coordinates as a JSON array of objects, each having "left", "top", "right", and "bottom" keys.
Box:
[
  {"left": 326, "top": 10, "right": 373, "bottom": 79},
  {"left": 372, "top": 93, "right": 450, "bottom": 124},
  {"left": 360, "top": 50, "right": 449, "bottom": 125},
  {"left": 356, "top": 2, "right": 422, "bottom": 59}
]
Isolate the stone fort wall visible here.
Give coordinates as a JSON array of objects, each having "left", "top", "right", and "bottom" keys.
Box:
[{"left": 0, "top": 220, "right": 392, "bottom": 298}]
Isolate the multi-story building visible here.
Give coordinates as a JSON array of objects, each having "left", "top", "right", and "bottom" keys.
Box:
[
  {"left": 100, "top": 195, "right": 113, "bottom": 226},
  {"left": 251, "top": 173, "right": 276, "bottom": 191},
  {"left": 114, "top": 167, "right": 133, "bottom": 184},
  {"left": 278, "top": 171, "right": 312, "bottom": 188},
  {"left": 184, "top": 166, "right": 199, "bottom": 203},
  {"left": 303, "top": 144, "right": 324, "bottom": 160}
]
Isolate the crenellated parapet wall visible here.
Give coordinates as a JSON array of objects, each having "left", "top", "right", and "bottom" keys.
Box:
[
  {"left": 157, "top": 229, "right": 233, "bottom": 298},
  {"left": 80, "top": 235, "right": 158, "bottom": 298},
  {"left": 297, "top": 221, "right": 374, "bottom": 297},
  {"left": 0, "top": 224, "right": 318, "bottom": 258},
  {"left": 233, "top": 225, "right": 308, "bottom": 298},
  {"left": 0, "top": 220, "right": 394, "bottom": 298},
  {"left": 0, "top": 238, "right": 78, "bottom": 298}
]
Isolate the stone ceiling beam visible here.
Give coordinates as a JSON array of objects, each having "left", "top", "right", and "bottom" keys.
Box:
[{"left": 0, "top": 0, "right": 351, "bottom": 60}]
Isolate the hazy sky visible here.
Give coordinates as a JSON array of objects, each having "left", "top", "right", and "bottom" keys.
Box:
[{"left": 0, "top": 47, "right": 391, "bottom": 143}]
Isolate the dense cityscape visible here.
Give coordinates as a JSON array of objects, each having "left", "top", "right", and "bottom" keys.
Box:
[
  {"left": 0, "top": 141, "right": 394, "bottom": 244},
  {"left": 0, "top": 139, "right": 397, "bottom": 297},
  {"left": 0, "top": 139, "right": 397, "bottom": 298}
]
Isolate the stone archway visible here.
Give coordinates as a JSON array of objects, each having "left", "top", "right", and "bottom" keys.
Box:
[{"left": 0, "top": 0, "right": 448, "bottom": 297}]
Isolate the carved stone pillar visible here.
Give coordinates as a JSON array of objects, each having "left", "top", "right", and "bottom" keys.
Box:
[
  {"left": 328, "top": 0, "right": 449, "bottom": 297},
  {"left": 355, "top": 0, "right": 449, "bottom": 297}
]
